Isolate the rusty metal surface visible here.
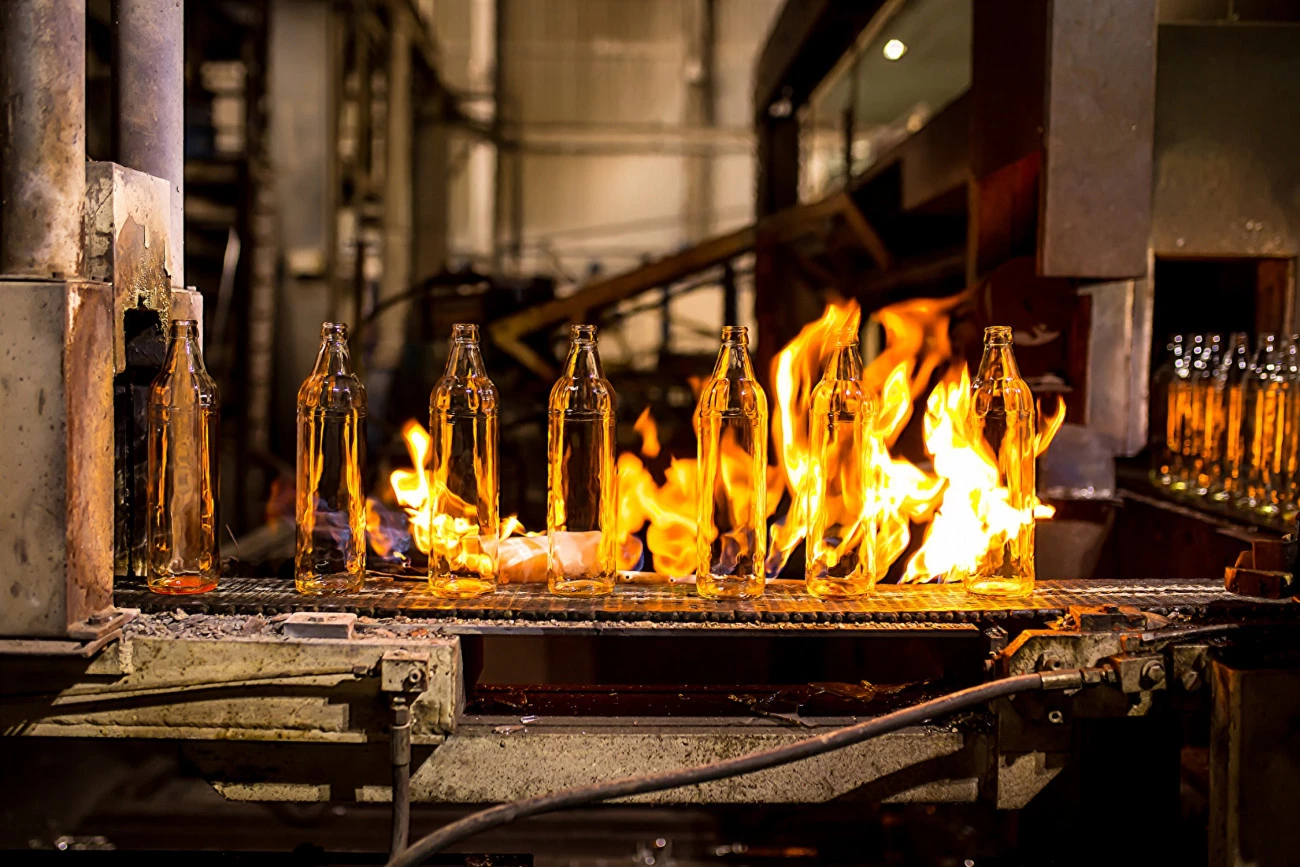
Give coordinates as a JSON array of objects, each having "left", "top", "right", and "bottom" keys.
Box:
[
  {"left": 113, "top": 575, "right": 1274, "bottom": 631},
  {"left": 0, "top": 280, "right": 116, "bottom": 638},
  {"left": 0, "top": 1, "right": 86, "bottom": 277},
  {"left": 113, "top": 0, "right": 185, "bottom": 289},
  {"left": 1039, "top": 0, "right": 1158, "bottom": 278},
  {"left": 1152, "top": 24, "right": 1300, "bottom": 257},
  {"left": 83, "top": 161, "right": 174, "bottom": 373}
]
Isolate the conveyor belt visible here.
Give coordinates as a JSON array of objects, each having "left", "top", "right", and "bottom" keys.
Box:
[{"left": 114, "top": 575, "right": 1292, "bottom": 630}]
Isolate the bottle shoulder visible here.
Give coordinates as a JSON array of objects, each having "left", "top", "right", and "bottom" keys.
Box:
[
  {"left": 432, "top": 374, "right": 499, "bottom": 414},
  {"left": 297, "top": 373, "right": 368, "bottom": 411},
  {"left": 548, "top": 375, "right": 616, "bottom": 413}
]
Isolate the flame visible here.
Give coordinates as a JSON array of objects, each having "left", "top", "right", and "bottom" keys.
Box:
[
  {"left": 383, "top": 293, "right": 1067, "bottom": 585},
  {"left": 389, "top": 420, "right": 526, "bottom": 574},
  {"left": 900, "top": 372, "right": 1065, "bottom": 583}
]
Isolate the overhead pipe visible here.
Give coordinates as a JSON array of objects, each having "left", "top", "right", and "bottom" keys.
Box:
[
  {"left": 0, "top": 0, "right": 87, "bottom": 278},
  {"left": 112, "top": 0, "right": 185, "bottom": 291}
]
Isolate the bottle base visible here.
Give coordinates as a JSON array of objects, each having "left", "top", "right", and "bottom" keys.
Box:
[
  {"left": 696, "top": 573, "right": 764, "bottom": 600},
  {"left": 806, "top": 577, "right": 875, "bottom": 599},
  {"left": 963, "top": 576, "right": 1034, "bottom": 598},
  {"left": 148, "top": 573, "right": 219, "bottom": 595},
  {"left": 430, "top": 575, "right": 496, "bottom": 599},
  {"left": 548, "top": 575, "right": 614, "bottom": 597},
  {"left": 296, "top": 572, "right": 365, "bottom": 595}
]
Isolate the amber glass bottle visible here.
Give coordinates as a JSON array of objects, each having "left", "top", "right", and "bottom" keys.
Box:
[
  {"left": 1210, "top": 333, "right": 1250, "bottom": 503},
  {"left": 295, "top": 323, "right": 367, "bottom": 594},
  {"left": 429, "top": 324, "right": 499, "bottom": 598},
  {"left": 696, "top": 326, "right": 768, "bottom": 599},
  {"left": 1190, "top": 334, "right": 1222, "bottom": 496},
  {"left": 547, "top": 324, "right": 617, "bottom": 596},
  {"left": 806, "top": 327, "right": 879, "bottom": 597},
  {"left": 1246, "top": 333, "right": 1285, "bottom": 514},
  {"left": 147, "top": 319, "right": 220, "bottom": 594},
  {"left": 1149, "top": 335, "right": 1184, "bottom": 487},
  {"left": 1170, "top": 334, "right": 1203, "bottom": 492},
  {"left": 963, "top": 326, "right": 1036, "bottom": 598}
]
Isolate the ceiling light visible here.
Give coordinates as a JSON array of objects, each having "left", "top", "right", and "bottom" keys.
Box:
[{"left": 883, "top": 39, "right": 907, "bottom": 61}]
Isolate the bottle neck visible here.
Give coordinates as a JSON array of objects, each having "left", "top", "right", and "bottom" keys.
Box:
[
  {"left": 823, "top": 341, "right": 863, "bottom": 381},
  {"left": 563, "top": 339, "right": 605, "bottom": 380},
  {"left": 712, "top": 338, "right": 757, "bottom": 380},
  {"left": 165, "top": 322, "right": 207, "bottom": 375},
  {"left": 446, "top": 338, "right": 488, "bottom": 378},
  {"left": 975, "top": 338, "right": 1021, "bottom": 381},
  {"left": 313, "top": 336, "right": 353, "bottom": 377}
]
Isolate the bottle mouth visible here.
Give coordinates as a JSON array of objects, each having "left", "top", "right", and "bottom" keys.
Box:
[
  {"left": 834, "top": 326, "right": 859, "bottom": 346},
  {"left": 570, "top": 324, "right": 598, "bottom": 343},
  {"left": 451, "top": 323, "right": 480, "bottom": 342},
  {"left": 171, "top": 318, "right": 199, "bottom": 337},
  {"left": 720, "top": 325, "right": 748, "bottom": 344},
  {"left": 321, "top": 322, "right": 349, "bottom": 339},
  {"left": 983, "top": 325, "right": 1012, "bottom": 345}
]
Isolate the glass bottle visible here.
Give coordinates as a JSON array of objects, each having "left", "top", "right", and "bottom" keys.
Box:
[
  {"left": 696, "top": 325, "right": 768, "bottom": 599},
  {"left": 547, "top": 324, "right": 617, "bottom": 596},
  {"left": 1190, "top": 334, "right": 1222, "bottom": 496},
  {"left": 147, "top": 319, "right": 220, "bottom": 594},
  {"left": 806, "top": 327, "right": 879, "bottom": 598},
  {"left": 1279, "top": 336, "right": 1300, "bottom": 522},
  {"left": 962, "top": 326, "right": 1036, "bottom": 598},
  {"left": 1246, "top": 333, "right": 1285, "bottom": 514},
  {"left": 295, "top": 322, "right": 367, "bottom": 594},
  {"left": 429, "top": 324, "right": 499, "bottom": 598},
  {"left": 1149, "top": 335, "right": 1184, "bottom": 487},
  {"left": 1169, "top": 333, "right": 1202, "bottom": 493},
  {"left": 1211, "top": 333, "right": 1251, "bottom": 504}
]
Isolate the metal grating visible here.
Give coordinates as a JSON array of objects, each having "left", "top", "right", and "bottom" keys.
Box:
[{"left": 113, "top": 574, "right": 1285, "bottom": 629}]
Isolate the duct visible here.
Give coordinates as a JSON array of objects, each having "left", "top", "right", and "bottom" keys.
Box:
[{"left": 0, "top": 1, "right": 87, "bottom": 278}]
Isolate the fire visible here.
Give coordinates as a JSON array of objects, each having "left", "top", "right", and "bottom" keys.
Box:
[
  {"left": 383, "top": 296, "right": 1067, "bottom": 584},
  {"left": 389, "top": 420, "right": 526, "bottom": 572}
]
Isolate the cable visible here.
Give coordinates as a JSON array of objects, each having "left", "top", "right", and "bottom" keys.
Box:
[{"left": 387, "top": 671, "right": 1079, "bottom": 867}]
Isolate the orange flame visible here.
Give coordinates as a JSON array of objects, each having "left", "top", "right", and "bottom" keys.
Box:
[
  {"left": 385, "top": 295, "right": 1066, "bottom": 584},
  {"left": 390, "top": 420, "right": 526, "bottom": 572}
]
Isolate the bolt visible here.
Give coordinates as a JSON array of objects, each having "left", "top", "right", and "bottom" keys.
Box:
[
  {"left": 407, "top": 670, "right": 423, "bottom": 685},
  {"left": 1141, "top": 659, "right": 1166, "bottom": 688},
  {"left": 1181, "top": 669, "right": 1201, "bottom": 691},
  {"left": 1047, "top": 709, "right": 1065, "bottom": 725},
  {"left": 1038, "top": 654, "right": 1069, "bottom": 673}
]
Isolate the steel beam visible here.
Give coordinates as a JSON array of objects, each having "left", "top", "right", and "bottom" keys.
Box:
[{"left": 0, "top": 0, "right": 87, "bottom": 278}]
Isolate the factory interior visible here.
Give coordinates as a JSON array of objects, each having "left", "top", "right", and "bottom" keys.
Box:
[{"left": 2, "top": 0, "right": 1299, "bottom": 864}]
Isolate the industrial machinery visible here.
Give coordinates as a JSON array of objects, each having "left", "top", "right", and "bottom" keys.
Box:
[{"left": 3, "top": 1, "right": 1300, "bottom": 865}]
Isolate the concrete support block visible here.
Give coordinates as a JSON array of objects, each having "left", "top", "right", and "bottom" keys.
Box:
[{"left": 0, "top": 279, "right": 115, "bottom": 638}]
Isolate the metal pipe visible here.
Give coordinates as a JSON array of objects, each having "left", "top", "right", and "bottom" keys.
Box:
[
  {"left": 112, "top": 0, "right": 185, "bottom": 290},
  {"left": 0, "top": 0, "right": 87, "bottom": 278}
]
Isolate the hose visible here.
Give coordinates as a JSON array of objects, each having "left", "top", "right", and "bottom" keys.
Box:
[{"left": 387, "top": 670, "right": 1082, "bottom": 867}]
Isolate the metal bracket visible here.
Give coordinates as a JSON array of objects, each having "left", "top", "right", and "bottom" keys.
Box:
[{"left": 381, "top": 649, "right": 430, "bottom": 694}]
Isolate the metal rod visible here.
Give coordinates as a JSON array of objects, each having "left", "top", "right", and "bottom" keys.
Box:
[
  {"left": 112, "top": 0, "right": 184, "bottom": 289},
  {"left": 0, "top": 0, "right": 87, "bottom": 278}
]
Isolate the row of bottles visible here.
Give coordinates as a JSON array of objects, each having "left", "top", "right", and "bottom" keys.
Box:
[
  {"left": 1151, "top": 331, "right": 1300, "bottom": 521},
  {"left": 144, "top": 320, "right": 1038, "bottom": 600}
]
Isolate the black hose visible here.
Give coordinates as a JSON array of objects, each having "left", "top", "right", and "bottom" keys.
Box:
[{"left": 386, "top": 671, "right": 1062, "bottom": 867}]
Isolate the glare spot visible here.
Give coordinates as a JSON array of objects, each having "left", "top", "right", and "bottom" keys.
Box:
[{"left": 883, "top": 39, "right": 908, "bottom": 61}]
